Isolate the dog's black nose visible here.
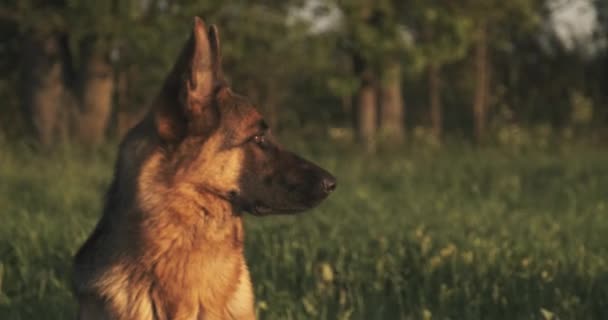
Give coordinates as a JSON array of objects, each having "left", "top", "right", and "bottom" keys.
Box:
[{"left": 321, "top": 176, "right": 337, "bottom": 194}]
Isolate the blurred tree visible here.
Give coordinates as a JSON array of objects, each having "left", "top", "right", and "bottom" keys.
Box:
[
  {"left": 336, "top": 0, "right": 410, "bottom": 150},
  {"left": 20, "top": 30, "right": 70, "bottom": 146},
  {"left": 373, "top": 0, "right": 408, "bottom": 144},
  {"left": 64, "top": 1, "right": 122, "bottom": 145},
  {"left": 216, "top": 1, "right": 307, "bottom": 129},
  {"left": 594, "top": 0, "right": 608, "bottom": 120},
  {"left": 338, "top": 0, "right": 380, "bottom": 151},
  {"left": 1, "top": 0, "right": 71, "bottom": 145},
  {"left": 405, "top": 0, "right": 473, "bottom": 142},
  {"left": 4, "top": 0, "right": 122, "bottom": 144},
  {"left": 457, "top": 0, "right": 542, "bottom": 143},
  {"left": 1, "top": 0, "right": 226, "bottom": 144},
  {"left": 0, "top": 0, "right": 606, "bottom": 146},
  {"left": 354, "top": 52, "right": 379, "bottom": 151}
]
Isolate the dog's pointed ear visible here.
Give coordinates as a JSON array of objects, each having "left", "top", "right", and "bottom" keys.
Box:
[
  {"left": 187, "top": 16, "right": 217, "bottom": 110},
  {"left": 155, "top": 17, "right": 222, "bottom": 142},
  {"left": 208, "top": 24, "right": 223, "bottom": 81}
]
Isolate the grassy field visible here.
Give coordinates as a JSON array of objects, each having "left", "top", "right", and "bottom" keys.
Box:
[{"left": 1, "top": 139, "right": 607, "bottom": 319}]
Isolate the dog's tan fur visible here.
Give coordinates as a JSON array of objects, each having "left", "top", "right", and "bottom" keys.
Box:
[
  {"left": 74, "top": 120, "right": 257, "bottom": 319},
  {"left": 73, "top": 16, "right": 335, "bottom": 320},
  {"left": 73, "top": 18, "right": 256, "bottom": 320}
]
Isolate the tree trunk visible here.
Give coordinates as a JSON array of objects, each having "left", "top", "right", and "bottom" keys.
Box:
[
  {"left": 77, "top": 41, "right": 114, "bottom": 145},
  {"left": 21, "top": 33, "right": 66, "bottom": 146},
  {"left": 379, "top": 61, "right": 404, "bottom": 143},
  {"left": 357, "top": 69, "right": 378, "bottom": 152},
  {"left": 428, "top": 62, "right": 442, "bottom": 141},
  {"left": 115, "top": 69, "right": 145, "bottom": 138},
  {"left": 473, "top": 24, "right": 489, "bottom": 144},
  {"left": 341, "top": 94, "right": 352, "bottom": 119}
]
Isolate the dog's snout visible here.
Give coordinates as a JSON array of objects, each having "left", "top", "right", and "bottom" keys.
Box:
[{"left": 321, "top": 176, "right": 337, "bottom": 194}]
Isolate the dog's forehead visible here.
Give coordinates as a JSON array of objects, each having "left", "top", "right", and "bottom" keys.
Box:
[{"left": 218, "top": 89, "right": 263, "bottom": 127}]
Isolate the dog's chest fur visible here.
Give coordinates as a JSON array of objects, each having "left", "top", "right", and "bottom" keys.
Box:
[
  {"left": 77, "top": 193, "right": 253, "bottom": 320},
  {"left": 143, "top": 206, "right": 246, "bottom": 319}
]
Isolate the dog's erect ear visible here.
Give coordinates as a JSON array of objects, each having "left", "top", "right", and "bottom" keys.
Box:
[
  {"left": 188, "top": 17, "right": 217, "bottom": 106},
  {"left": 208, "top": 24, "right": 223, "bottom": 81},
  {"left": 155, "top": 17, "right": 223, "bottom": 142}
]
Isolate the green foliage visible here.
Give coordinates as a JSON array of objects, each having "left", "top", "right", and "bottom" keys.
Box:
[
  {"left": 1, "top": 140, "right": 608, "bottom": 319},
  {"left": 0, "top": 0, "right": 607, "bottom": 141},
  {"left": 405, "top": 0, "right": 475, "bottom": 73},
  {"left": 337, "top": 0, "right": 409, "bottom": 63}
]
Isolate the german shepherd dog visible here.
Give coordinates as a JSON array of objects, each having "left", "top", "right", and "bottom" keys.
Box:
[{"left": 73, "top": 17, "right": 336, "bottom": 319}]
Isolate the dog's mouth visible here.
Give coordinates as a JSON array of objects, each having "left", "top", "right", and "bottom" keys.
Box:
[
  {"left": 248, "top": 200, "right": 326, "bottom": 216},
  {"left": 227, "top": 193, "right": 272, "bottom": 216},
  {"left": 250, "top": 204, "right": 274, "bottom": 216},
  {"left": 228, "top": 186, "right": 333, "bottom": 216}
]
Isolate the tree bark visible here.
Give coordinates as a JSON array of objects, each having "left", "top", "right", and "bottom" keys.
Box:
[
  {"left": 115, "top": 69, "right": 146, "bottom": 138},
  {"left": 341, "top": 94, "right": 352, "bottom": 119},
  {"left": 428, "top": 62, "right": 442, "bottom": 141},
  {"left": 77, "top": 40, "right": 114, "bottom": 145},
  {"left": 357, "top": 69, "right": 378, "bottom": 152},
  {"left": 21, "top": 33, "right": 67, "bottom": 146},
  {"left": 473, "top": 24, "right": 489, "bottom": 144},
  {"left": 379, "top": 61, "right": 404, "bottom": 143}
]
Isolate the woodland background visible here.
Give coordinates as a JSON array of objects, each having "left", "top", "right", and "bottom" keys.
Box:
[{"left": 0, "top": 0, "right": 606, "bottom": 148}]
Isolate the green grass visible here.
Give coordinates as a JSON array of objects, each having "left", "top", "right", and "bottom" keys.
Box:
[{"left": 1, "top": 140, "right": 607, "bottom": 319}]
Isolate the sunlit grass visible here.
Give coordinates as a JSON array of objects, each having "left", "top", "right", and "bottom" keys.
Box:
[{"left": 0, "top": 140, "right": 607, "bottom": 319}]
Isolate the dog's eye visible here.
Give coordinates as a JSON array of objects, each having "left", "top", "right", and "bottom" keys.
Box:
[{"left": 252, "top": 134, "right": 266, "bottom": 146}]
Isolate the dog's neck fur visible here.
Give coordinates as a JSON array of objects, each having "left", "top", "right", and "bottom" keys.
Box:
[
  {"left": 133, "top": 148, "right": 245, "bottom": 248},
  {"left": 105, "top": 117, "right": 245, "bottom": 252},
  {"left": 89, "top": 149, "right": 249, "bottom": 318}
]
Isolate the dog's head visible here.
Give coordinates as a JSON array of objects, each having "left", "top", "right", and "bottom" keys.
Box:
[{"left": 136, "top": 17, "right": 335, "bottom": 215}]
